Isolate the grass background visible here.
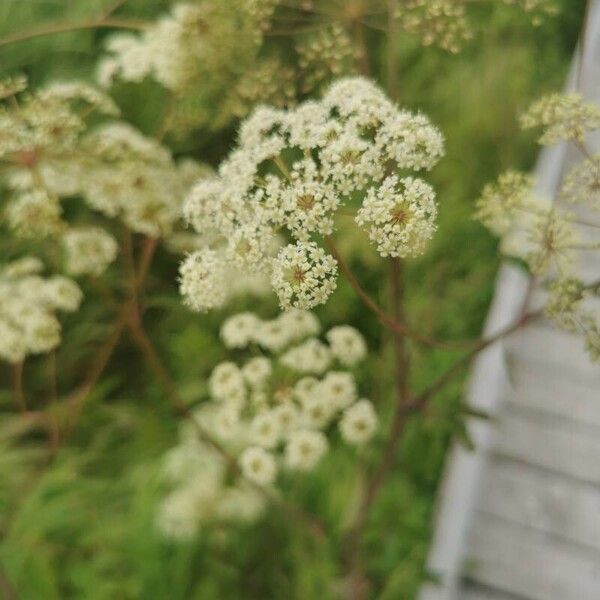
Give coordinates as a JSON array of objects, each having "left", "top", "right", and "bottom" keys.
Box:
[{"left": 0, "top": 1, "right": 586, "bottom": 598}]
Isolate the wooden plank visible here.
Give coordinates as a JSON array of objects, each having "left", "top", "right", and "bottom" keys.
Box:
[
  {"left": 492, "top": 411, "right": 600, "bottom": 484},
  {"left": 508, "top": 361, "right": 600, "bottom": 428},
  {"left": 504, "top": 323, "right": 600, "bottom": 383},
  {"left": 465, "top": 514, "right": 600, "bottom": 600},
  {"left": 477, "top": 458, "right": 600, "bottom": 551},
  {"left": 461, "top": 585, "right": 528, "bottom": 600}
]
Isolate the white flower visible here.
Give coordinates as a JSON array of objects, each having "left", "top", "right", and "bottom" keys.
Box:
[
  {"left": 285, "top": 429, "right": 328, "bottom": 471},
  {"left": 251, "top": 411, "right": 281, "bottom": 449},
  {"left": 271, "top": 241, "right": 338, "bottom": 310},
  {"left": 300, "top": 396, "right": 337, "bottom": 429},
  {"left": 242, "top": 357, "right": 272, "bottom": 388},
  {"left": 179, "top": 249, "right": 227, "bottom": 313},
  {"left": 293, "top": 376, "right": 320, "bottom": 404},
  {"left": 156, "top": 488, "right": 201, "bottom": 541},
  {"left": 326, "top": 326, "right": 367, "bottom": 366},
  {"left": 377, "top": 110, "right": 444, "bottom": 171},
  {"left": 520, "top": 93, "right": 600, "bottom": 145},
  {"left": 279, "top": 338, "right": 332, "bottom": 374},
  {"left": 282, "top": 158, "right": 339, "bottom": 239},
  {"left": 162, "top": 442, "right": 223, "bottom": 485},
  {"left": 318, "top": 371, "right": 357, "bottom": 410},
  {"left": 62, "top": 227, "right": 118, "bottom": 277},
  {"left": 22, "top": 310, "right": 61, "bottom": 354},
  {"left": 278, "top": 309, "right": 321, "bottom": 340},
  {"left": 273, "top": 402, "right": 300, "bottom": 434},
  {"left": 254, "top": 317, "right": 293, "bottom": 353},
  {"left": 221, "top": 312, "right": 261, "bottom": 349},
  {"left": 6, "top": 190, "right": 63, "bottom": 238},
  {"left": 180, "top": 76, "right": 444, "bottom": 312},
  {"left": 1, "top": 257, "right": 44, "bottom": 279},
  {"left": 356, "top": 175, "right": 437, "bottom": 258},
  {"left": 0, "top": 319, "right": 26, "bottom": 363},
  {"left": 475, "top": 171, "right": 535, "bottom": 236},
  {"left": 239, "top": 446, "right": 277, "bottom": 485},
  {"left": 41, "top": 276, "right": 83, "bottom": 312},
  {"left": 209, "top": 362, "right": 246, "bottom": 405},
  {"left": 339, "top": 399, "right": 378, "bottom": 445}
]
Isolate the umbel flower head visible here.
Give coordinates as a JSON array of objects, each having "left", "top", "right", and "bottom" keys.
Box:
[
  {"left": 97, "top": 1, "right": 293, "bottom": 133},
  {"left": 0, "top": 257, "right": 82, "bottom": 363},
  {"left": 476, "top": 92, "right": 600, "bottom": 362},
  {"left": 182, "top": 76, "right": 444, "bottom": 311},
  {"left": 156, "top": 310, "right": 377, "bottom": 540},
  {"left": 0, "top": 76, "right": 207, "bottom": 255}
]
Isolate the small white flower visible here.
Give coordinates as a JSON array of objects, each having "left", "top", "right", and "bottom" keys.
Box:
[
  {"left": 179, "top": 249, "right": 227, "bottom": 313},
  {"left": 340, "top": 399, "right": 378, "bottom": 445},
  {"left": 221, "top": 312, "right": 261, "bottom": 349},
  {"left": 209, "top": 362, "right": 246, "bottom": 406},
  {"left": 326, "top": 326, "right": 367, "bottom": 366},
  {"left": 251, "top": 411, "right": 281, "bottom": 449},
  {"left": 271, "top": 241, "right": 338, "bottom": 310},
  {"left": 319, "top": 371, "right": 357, "bottom": 410},
  {"left": 42, "top": 276, "right": 83, "bottom": 313},
  {"left": 280, "top": 338, "right": 332, "bottom": 374},
  {"left": 285, "top": 429, "right": 328, "bottom": 471},
  {"left": 242, "top": 356, "right": 272, "bottom": 388},
  {"left": 300, "top": 396, "right": 337, "bottom": 429},
  {"left": 239, "top": 446, "right": 277, "bottom": 485},
  {"left": 0, "top": 319, "right": 26, "bottom": 363},
  {"left": 63, "top": 227, "right": 118, "bottom": 277},
  {"left": 356, "top": 175, "right": 437, "bottom": 258}
]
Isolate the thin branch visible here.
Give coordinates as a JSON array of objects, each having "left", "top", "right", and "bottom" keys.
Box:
[
  {"left": 325, "top": 237, "right": 476, "bottom": 350},
  {"left": 63, "top": 307, "right": 129, "bottom": 431},
  {"left": 63, "top": 237, "right": 157, "bottom": 433},
  {"left": 409, "top": 309, "right": 541, "bottom": 412},
  {"left": 346, "top": 309, "right": 540, "bottom": 559},
  {"left": 0, "top": 18, "right": 147, "bottom": 49}
]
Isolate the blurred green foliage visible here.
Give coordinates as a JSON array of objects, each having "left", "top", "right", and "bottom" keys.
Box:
[{"left": 0, "top": 0, "right": 585, "bottom": 598}]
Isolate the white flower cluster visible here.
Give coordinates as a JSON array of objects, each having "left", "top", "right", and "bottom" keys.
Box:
[
  {"left": 98, "top": 1, "right": 278, "bottom": 132},
  {"left": 477, "top": 93, "right": 600, "bottom": 362},
  {"left": 0, "top": 257, "right": 82, "bottom": 363},
  {"left": 1, "top": 78, "right": 208, "bottom": 275},
  {"left": 520, "top": 93, "right": 600, "bottom": 145},
  {"left": 182, "top": 76, "right": 444, "bottom": 311},
  {"left": 356, "top": 175, "right": 437, "bottom": 257},
  {"left": 156, "top": 311, "right": 376, "bottom": 539},
  {"left": 560, "top": 154, "right": 600, "bottom": 210},
  {"left": 62, "top": 227, "right": 119, "bottom": 277}
]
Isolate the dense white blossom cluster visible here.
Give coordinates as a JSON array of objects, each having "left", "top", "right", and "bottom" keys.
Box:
[
  {"left": 182, "top": 76, "right": 444, "bottom": 310},
  {"left": 477, "top": 93, "right": 600, "bottom": 361},
  {"left": 1, "top": 78, "right": 209, "bottom": 279},
  {"left": 0, "top": 257, "right": 82, "bottom": 363},
  {"left": 156, "top": 311, "right": 376, "bottom": 539},
  {"left": 62, "top": 227, "right": 119, "bottom": 277},
  {"left": 97, "top": 1, "right": 287, "bottom": 132}
]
